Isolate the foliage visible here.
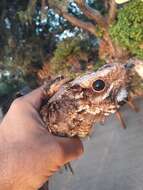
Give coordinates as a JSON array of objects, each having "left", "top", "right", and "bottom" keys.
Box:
[
  {"left": 110, "top": 0, "right": 143, "bottom": 59},
  {"left": 0, "top": 0, "right": 67, "bottom": 99},
  {"left": 38, "top": 35, "right": 100, "bottom": 78},
  {"left": 0, "top": 0, "right": 107, "bottom": 99},
  {"left": 51, "top": 35, "right": 95, "bottom": 64},
  {"left": 93, "top": 59, "right": 106, "bottom": 71},
  {"left": 52, "top": 37, "right": 82, "bottom": 64}
]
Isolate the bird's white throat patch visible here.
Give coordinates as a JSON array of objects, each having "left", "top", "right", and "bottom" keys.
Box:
[{"left": 117, "top": 88, "right": 128, "bottom": 102}]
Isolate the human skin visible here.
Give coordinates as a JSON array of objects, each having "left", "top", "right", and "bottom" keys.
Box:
[{"left": 0, "top": 87, "right": 83, "bottom": 190}]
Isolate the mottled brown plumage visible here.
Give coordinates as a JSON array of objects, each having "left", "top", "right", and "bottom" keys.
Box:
[{"left": 40, "top": 63, "right": 130, "bottom": 137}]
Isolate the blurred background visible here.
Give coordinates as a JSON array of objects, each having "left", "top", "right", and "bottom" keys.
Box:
[{"left": 0, "top": 0, "right": 143, "bottom": 111}]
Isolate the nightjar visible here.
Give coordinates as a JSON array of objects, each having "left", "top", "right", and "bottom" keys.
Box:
[{"left": 40, "top": 63, "right": 130, "bottom": 138}]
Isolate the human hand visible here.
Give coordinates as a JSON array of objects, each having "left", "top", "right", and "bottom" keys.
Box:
[{"left": 0, "top": 87, "right": 83, "bottom": 190}]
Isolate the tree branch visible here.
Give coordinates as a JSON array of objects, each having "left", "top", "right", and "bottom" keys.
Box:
[
  {"left": 108, "top": 0, "right": 117, "bottom": 24},
  {"left": 62, "top": 12, "right": 97, "bottom": 36},
  {"left": 47, "top": 0, "right": 98, "bottom": 36},
  {"left": 74, "top": 0, "right": 107, "bottom": 28}
]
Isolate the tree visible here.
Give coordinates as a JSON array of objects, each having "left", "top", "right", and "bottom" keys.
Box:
[
  {"left": 110, "top": 0, "right": 143, "bottom": 59},
  {"left": 46, "top": 0, "right": 128, "bottom": 61},
  {"left": 37, "top": 0, "right": 143, "bottom": 82},
  {"left": 38, "top": 35, "right": 104, "bottom": 79},
  {"left": 0, "top": 0, "right": 66, "bottom": 99}
]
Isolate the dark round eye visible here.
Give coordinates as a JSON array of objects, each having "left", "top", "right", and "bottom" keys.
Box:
[{"left": 92, "top": 79, "right": 105, "bottom": 92}]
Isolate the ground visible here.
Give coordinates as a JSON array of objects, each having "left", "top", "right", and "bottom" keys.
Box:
[{"left": 49, "top": 98, "right": 143, "bottom": 190}]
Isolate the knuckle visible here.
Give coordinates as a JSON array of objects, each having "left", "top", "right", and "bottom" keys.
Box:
[
  {"left": 57, "top": 138, "right": 84, "bottom": 164},
  {"left": 51, "top": 141, "right": 68, "bottom": 165},
  {"left": 54, "top": 143, "right": 66, "bottom": 163},
  {"left": 71, "top": 139, "right": 84, "bottom": 158},
  {"left": 10, "top": 97, "right": 24, "bottom": 109},
  {"left": 77, "top": 141, "right": 84, "bottom": 156}
]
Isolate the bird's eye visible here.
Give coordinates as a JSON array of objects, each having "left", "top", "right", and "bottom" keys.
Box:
[{"left": 92, "top": 79, "right": 105, "bottom": 92}]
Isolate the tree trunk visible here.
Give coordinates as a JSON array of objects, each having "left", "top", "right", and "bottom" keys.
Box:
[{"left": 98, "top": 30, "right": 129, "bottom": 62}]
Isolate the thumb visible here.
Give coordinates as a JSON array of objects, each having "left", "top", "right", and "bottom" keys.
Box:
[
  {"left": 56, "top": 137, "right": 84, "bottom": 164},
  {"left": 22, "top": 87, "right": 45, "bottom": 110}
]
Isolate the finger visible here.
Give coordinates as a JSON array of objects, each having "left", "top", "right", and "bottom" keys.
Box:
[
  {"left": 22, "top": 86, "right": 45, "bottom": 110},
  {"left": 57, "top": 137, "right": 84, "bottom": 164}
]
